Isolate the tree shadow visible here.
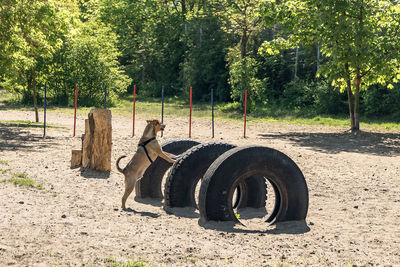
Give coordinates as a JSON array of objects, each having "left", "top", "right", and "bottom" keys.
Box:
[
  {"left": 0, "top": 125, "right": 57, "bottom": 152},
  {"left": 258, "top": 131, "right": 400, "bottom": 156}
]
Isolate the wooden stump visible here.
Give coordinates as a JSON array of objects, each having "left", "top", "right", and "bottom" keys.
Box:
[
  {"left": 81, "top": 108, "right": 112, "bottom": 171},
  {"left": 70, "top": 149, "right": 82, "bottom": 168}
]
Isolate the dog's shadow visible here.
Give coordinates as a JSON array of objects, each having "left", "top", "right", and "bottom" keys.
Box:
[{"left": 122, "top": 207, "right": 161, "bottom": 218}]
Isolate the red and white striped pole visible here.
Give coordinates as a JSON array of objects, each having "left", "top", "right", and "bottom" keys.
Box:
[
  {"left": 244, "top": 90, "right": 247, "bottom": 138},
  {"left": 189, "top": 86, "right": 192, "bottom": 138},
  {"left": 73, "top": 84, "right": 78, "bottom": 137}
]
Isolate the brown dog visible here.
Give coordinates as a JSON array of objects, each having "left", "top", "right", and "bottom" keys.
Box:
[{"left": 116, "top": 119, "right": 179, "bottom": 210}]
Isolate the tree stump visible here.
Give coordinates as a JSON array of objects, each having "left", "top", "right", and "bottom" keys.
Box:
[
  {"left": 70, "top": 149, "right": 82, "bottom": 168},
  {"left": 81, "top": 108, "right": 112, "bottom": 171}
]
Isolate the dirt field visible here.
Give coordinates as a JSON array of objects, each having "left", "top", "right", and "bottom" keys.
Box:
[{"left": 1, "top": 109, "right": 399, "bottom": 266}]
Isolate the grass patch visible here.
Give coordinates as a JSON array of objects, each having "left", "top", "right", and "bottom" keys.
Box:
[
  {"left": 1, "top": 172, "right": 45, "bottom": 190},
  {"left": 0, "top": 160, "right": 8, "bottom": 165},
  {"left": 106, "top": 257, "right": 149, "bottom": 267}
]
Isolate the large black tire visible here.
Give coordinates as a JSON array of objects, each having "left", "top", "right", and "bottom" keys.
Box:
[
  {"left": 164, "top": 142, "right": 267, "bottom": 209},
  {"left": 135, "top": 139, "right": 201, "bottom": 199},
  {"left": 198, "top": 146, "right": 308, "bottom": 224}
]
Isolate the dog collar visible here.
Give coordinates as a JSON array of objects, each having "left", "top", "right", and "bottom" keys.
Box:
[{"left": 138, "top": 137, "right": 156, "bottom": 163}]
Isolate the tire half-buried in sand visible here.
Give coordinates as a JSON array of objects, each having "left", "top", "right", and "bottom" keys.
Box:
[{"left": 198, "top": 145, "right": 309, "bottom": 224}]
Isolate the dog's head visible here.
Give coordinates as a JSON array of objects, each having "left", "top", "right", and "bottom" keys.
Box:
[{"left": 146, "top": 119, "right": 166, "bottom": 132}]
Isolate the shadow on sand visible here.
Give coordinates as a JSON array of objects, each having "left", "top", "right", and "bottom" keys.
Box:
[
  {"left": 80, "top": 169, "right": 110, "bottom": 179},
  {"left": 121, "top": 207, "right": 161, "bottom": 218},
  {"left": 258, "top": 130, "right": 400, "bottom": 156},
  {"left": 0, "top": 125, "right": 57, "bottom": 152},
  {"left": 134, "top": 197, "right": 163, "bottom": 207},
  {"left": 199, "top": 219, "right": 310, "bottom": 235}
]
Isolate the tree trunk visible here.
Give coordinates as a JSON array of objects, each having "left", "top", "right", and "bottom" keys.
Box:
[
  {"left": 316, "top": 41, "right": 320, "bottom": 73},
  {"left": 346, "top": 79, "right": 356, "bottom": 131},
  {"left": 354, "top": 69, "right": 361, "bottom": 132},
  {"left": 31, "top": 69, "right": 39, "bottom": 122},
  {"left": 294, "top": 46, "right": 299, "bottom": 79},
  {"left": 344, "top": 64, "right": 355, "bottom": 131},
  {"left": 240, "top": 28, "right": 249, "bottom": 58}
]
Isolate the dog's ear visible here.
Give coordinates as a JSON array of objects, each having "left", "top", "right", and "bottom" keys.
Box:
[{"left": 146, "top": 119, "right": 152, "bottom": 124}]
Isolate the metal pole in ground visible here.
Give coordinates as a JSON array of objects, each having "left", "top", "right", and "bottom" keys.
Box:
[
  {"left": 211, "top": 88, "right": 214, "bottom": 138},
  {"left": 43, "top": 84, "right": 47, "bottom": 138},
  {"left": 161, "top": 85, "right": 164, "bottom": 137}
]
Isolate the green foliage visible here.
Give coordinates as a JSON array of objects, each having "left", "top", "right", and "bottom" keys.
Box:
[
  {"left": 99, "top": 0, "right": 186, "bottom": 97},
  {"left": 183, "top": 15, "right": 231, "bottom": 101},
  {"left": 260, "top": 0, "right": 400, "bottom": 130},
  {"left": 312, "top": 81, "right": 348, "bottom": 115},
  {"left": 0, "top": 0, "right": 131, "bottom": 108},
  {"left": 282, "top": 79, "right": 347, "bottom": 115},
  {"left": 228, "top": 50, "right": 267, "bottom": 111},
  {"left": 46, "top": 18, "right": 131, "bottom": 106},
  {"left": 362, "top": 84, "right": 400, "bottom": 121},
  {"left": 1, "top": 0, "right": 400, "bottom": 122}
]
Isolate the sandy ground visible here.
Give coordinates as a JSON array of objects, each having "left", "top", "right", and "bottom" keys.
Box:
[{"left": 0, "top": 109, "right": 399, "bottom": 266}]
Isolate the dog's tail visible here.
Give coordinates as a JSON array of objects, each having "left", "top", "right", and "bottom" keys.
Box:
[{"left": 116, "top": 155, "right": 127, "bottom": 173}]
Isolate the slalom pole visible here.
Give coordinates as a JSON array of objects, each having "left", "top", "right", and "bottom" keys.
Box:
[
  {"left": 73, "top": 84, "right": 78, "bottom": 137},
  {"left": 43, "top": 84, "right": 47, "bottom": 138},
  {"left": 211, "top": 88, "right": 214, "bottom": 138},
  {"left": 132, "top": 84, "right": 136, "bottom": 137},
  {"left": 189, "top": 86, "right": 192, "bottom": 138},
  {"left": 244, "top": 90, "right": 247, "bottom": 138},
  {"left": 104, "top": 84, "right": 107, "bottom": 109},
  {"left": 161, "top": 85, "right": 164, "bottom": 137}
]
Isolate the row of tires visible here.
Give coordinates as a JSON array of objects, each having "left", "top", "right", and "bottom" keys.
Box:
[{"left": 135, "top": 139, "right": 309, "bottom": 224}]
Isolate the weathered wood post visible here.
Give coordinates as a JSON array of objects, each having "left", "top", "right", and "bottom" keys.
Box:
[{"left": 80, "top": 108, "right": 112, "bottom": 171}]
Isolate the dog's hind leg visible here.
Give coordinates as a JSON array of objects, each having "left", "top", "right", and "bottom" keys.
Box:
[{"left": 121, "top": 180, "right": 136, "bottom": 210}]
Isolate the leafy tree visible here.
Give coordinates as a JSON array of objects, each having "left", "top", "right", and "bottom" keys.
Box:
[
  {"left": 0, "top": 0, "right": 66, "bottom": 121},
  {"left": 44, "top": 17, "right": 131, "bottom": 106},
  {"left": 1, "top": 0, "right": 131, "bottom": 111},
  {"left": 260, "top": 0, "right": 400, "bottom": 132},
  {"left": 99, "top": 0, "right": 187, "bottom": 96},
  {"left": 210, "top": 0, "right": 267, "bottom": 108},
  {"left": 183, "top": 14, "right": 231, "bottom": 101}
]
